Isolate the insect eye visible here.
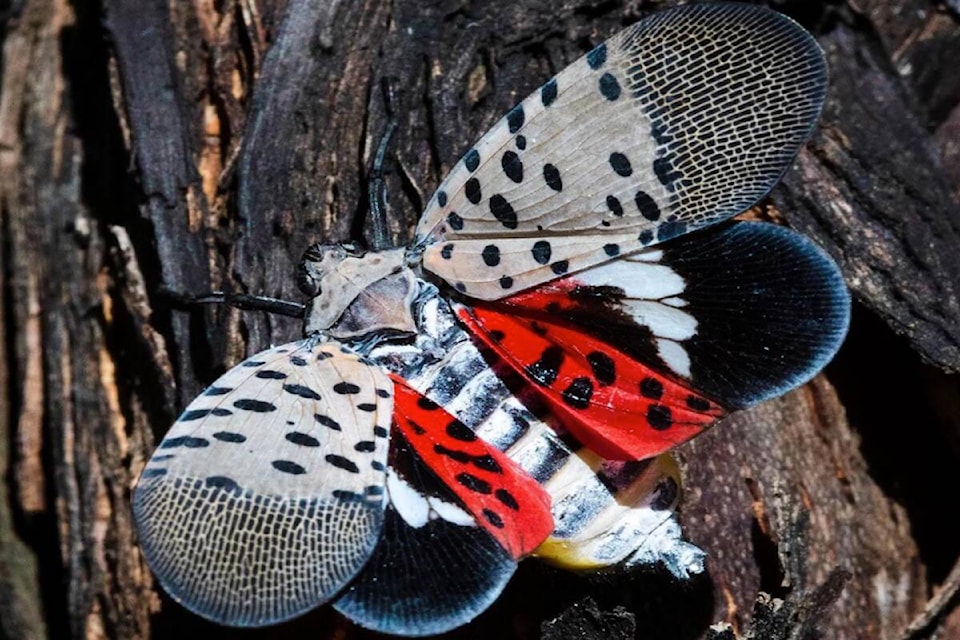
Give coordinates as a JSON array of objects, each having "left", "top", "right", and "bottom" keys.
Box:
[
  {"left": 301, "top": 243, "right": 325, "bottom": 263},
  {"left": 296, "top": 262, "right": 320, "bottom": 297}
]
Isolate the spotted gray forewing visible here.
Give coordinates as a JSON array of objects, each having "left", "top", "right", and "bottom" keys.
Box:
[
  {"left": 416, "top": 4, "right": 828, "bottom": 301},
  {"left": 132, "top": 340, "right": 393, "bottom": 626}
]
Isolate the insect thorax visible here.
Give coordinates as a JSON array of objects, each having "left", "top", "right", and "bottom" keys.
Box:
[
  {"left": 297, "top": 243, "right": 460, "bottom": 373},
  {"left": 300, "top": 244, "right": 423, "bottom": 340}
]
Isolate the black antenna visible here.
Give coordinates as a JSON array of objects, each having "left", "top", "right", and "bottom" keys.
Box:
[
  {"left": 162, "top": 288, "right": 306, "bottom": 318},
  {"left": 163, "top": 82, "right": 403, "bottom": 320},
  {"left": 368, "top": 77, "right": 399, "bottom": 251}
]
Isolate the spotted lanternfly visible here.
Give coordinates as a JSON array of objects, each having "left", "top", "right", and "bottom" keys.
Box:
[{"left": 133, "top": 4, "right": 850, "bottom": 637}]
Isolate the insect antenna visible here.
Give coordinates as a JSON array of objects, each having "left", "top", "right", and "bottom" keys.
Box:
[
  {"left": 158, "top": 82, "right": 403, "bottom": 320},
  {"left": 367, "top": 77, "right": 399, "bottom": 252},
  {"left": 160, "top": 287, "right": 305, "bottom": 318}
]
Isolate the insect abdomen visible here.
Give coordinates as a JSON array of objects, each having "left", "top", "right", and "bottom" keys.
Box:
[{"left": 407, "top": 334, "right": 703, "bottom": 574}]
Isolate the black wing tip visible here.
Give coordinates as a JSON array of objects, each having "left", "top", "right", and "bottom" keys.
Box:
[
  {"left": 663, "top": 221, "right": 850, "bottom": 409},
  {"left": 727, "top": 222, "right": 850, "bottom": 408},
  {"left": 333, "top": 508, "right": 516, "bottom": 636},
  {"left": 733, "top": 223, "right": 851, "bottom": 407}
]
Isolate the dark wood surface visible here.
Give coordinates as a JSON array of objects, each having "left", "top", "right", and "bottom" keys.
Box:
[{"left": 0, "top": 0, "right": 957, "bottom": 638}]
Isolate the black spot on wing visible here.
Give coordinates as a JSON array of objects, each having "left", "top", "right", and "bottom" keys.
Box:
[
  {"left": 473, "top": 454, "right": 502, "bottom": 474},
  {"left": 437, "top": 190, "right": 448, "bottom": 207},
  {"left": 286, "top": 432, "right": 320, "bottom": 447},
  {"left": 587, "top": 43, "right": 606, "bottom": 69},
  {"left": 489, "top": 195, "right": 517, "bottom": 229},
  {"left": 647, "top": 404, "right": 673, "bottom": 430},
  {"left": 635, "top": 190, "right": 661, "bottom": 221},
  {"left": 326, "top": 454, "right": 360, "bottom": 473},
  {"left": 541, "top": 79, "right": 558, "bottom": 106},
  {"left": 499, "top": 275, "right": 514, "bottom": 290},
  {"left": 213, "top": 431, "right": 246, "bottom": 443},
  {"left": 483, "top": 509, "right": 505, "bottom": 529},
  {"left": 141, "top": 468, "right": 167, "bottom": 478},
  {"left": 687, "top": 395, "right": 711, "bottom": 411},
  {"left": 599, "top": 73, "right": 621, "bottom": 100},
  {"left": 205, "top": 476, "right": 239, "bottom": 491},
  {"left": 543, "top": 164, "right": 562, "bottom": 191},
  {"left": 495, "top": 489, "right": 519, "bottom": 510},
  {"left": 355, "top": 441, "right": 376, "bottom": 453},
  {"left": 507, "top": 104, "right": 525, "bottom": 133},
  {"left": 255, "top": 370, "right": 287, "bottom": 379},
  {"left": 445, "top": 420, "right": 478, "bottom": 442},
  {"left": 587, "top": 351, "right": 616, "bottom": 385},
  {"left": 609, "top": 152, "right": 633, "bottom": 176},
  {"left": 653, "top": 156, "right": 681, "bottom": 187},
  {"left": 417, "top": 396, "right": 439, "bottom": 410},
  {"left": 640, "top": 377, "right": 664, "bottom": 400},
  {"left": 501, "top": 151, "right": 523, "bottom": 183},
  {"left": 531, "top": 240, "right": 552, "bottom": 265},
  {"left": 203, "top": 386, "right": 232, "bottom": 396},
  {"left": 161, "top": 436, "right": 209, "bottom": 449},
  {"left": 482, "top": 245, "right": 501, "bottom": 267},
  {"left": 290, "top": 356, "right": 308, "bottom": 366},
  {"left": 562, "top": 377, "right": 594, "bottom": 409},
  {"left": 604, "top": 243, "right": 620, "bottom": 257},
  {"left": 465, "top": 178, "right": 482, "bottom": 204},
  {"left": 333, "top": 382, "right": 361, "bottom": 395},
  {"left": 606, "top": 195, "right": 624, "bottom": 217},
  {"left": 551, "top": 260, "right": 569, "bottom": 275},
  {"left": 284, "top": 384, "right": 322, "bottom": 400},
  {"left": 447, "top": 212, "right": 464, "bottom": 231},
  {"left": 526, "top": 345, "right": 564, "bottom": 387},
  {"left": 456, "top": 472, "right": 492, "bottom": 494},
  {"left": 435, "top": 444, "right": 472, "bottom": 463},
  {"left": 464, "top": 149, "right": 480, "bottom": 172},
  {"left": 180, "top": 408, "right": 232, "bottom": 421},
  {"left": 315, "top": 414, "right": 341, "bottom": 430},
  {"left": 272, "top": 460, "right": 307, "bottom": 475}
]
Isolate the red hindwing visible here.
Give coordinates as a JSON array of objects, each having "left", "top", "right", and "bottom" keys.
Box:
[
  {"left": 389, "top": 375, "right": 554, "bottom": 559},
  {"left": 456, "top": 305, "right": 726, "bottom": 461}
]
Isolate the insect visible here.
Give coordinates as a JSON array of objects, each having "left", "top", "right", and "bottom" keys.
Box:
[{"left": 133, "top": 4, "right": 850, "bottom": 637}]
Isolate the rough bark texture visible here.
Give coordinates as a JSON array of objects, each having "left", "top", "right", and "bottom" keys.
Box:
[{"left": 0, "top": 0, "right": 957, "bottom": 638}]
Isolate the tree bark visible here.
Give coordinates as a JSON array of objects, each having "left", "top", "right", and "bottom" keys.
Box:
[{"left": 0, "top": 0, "right": 957, "bottom": 638}]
